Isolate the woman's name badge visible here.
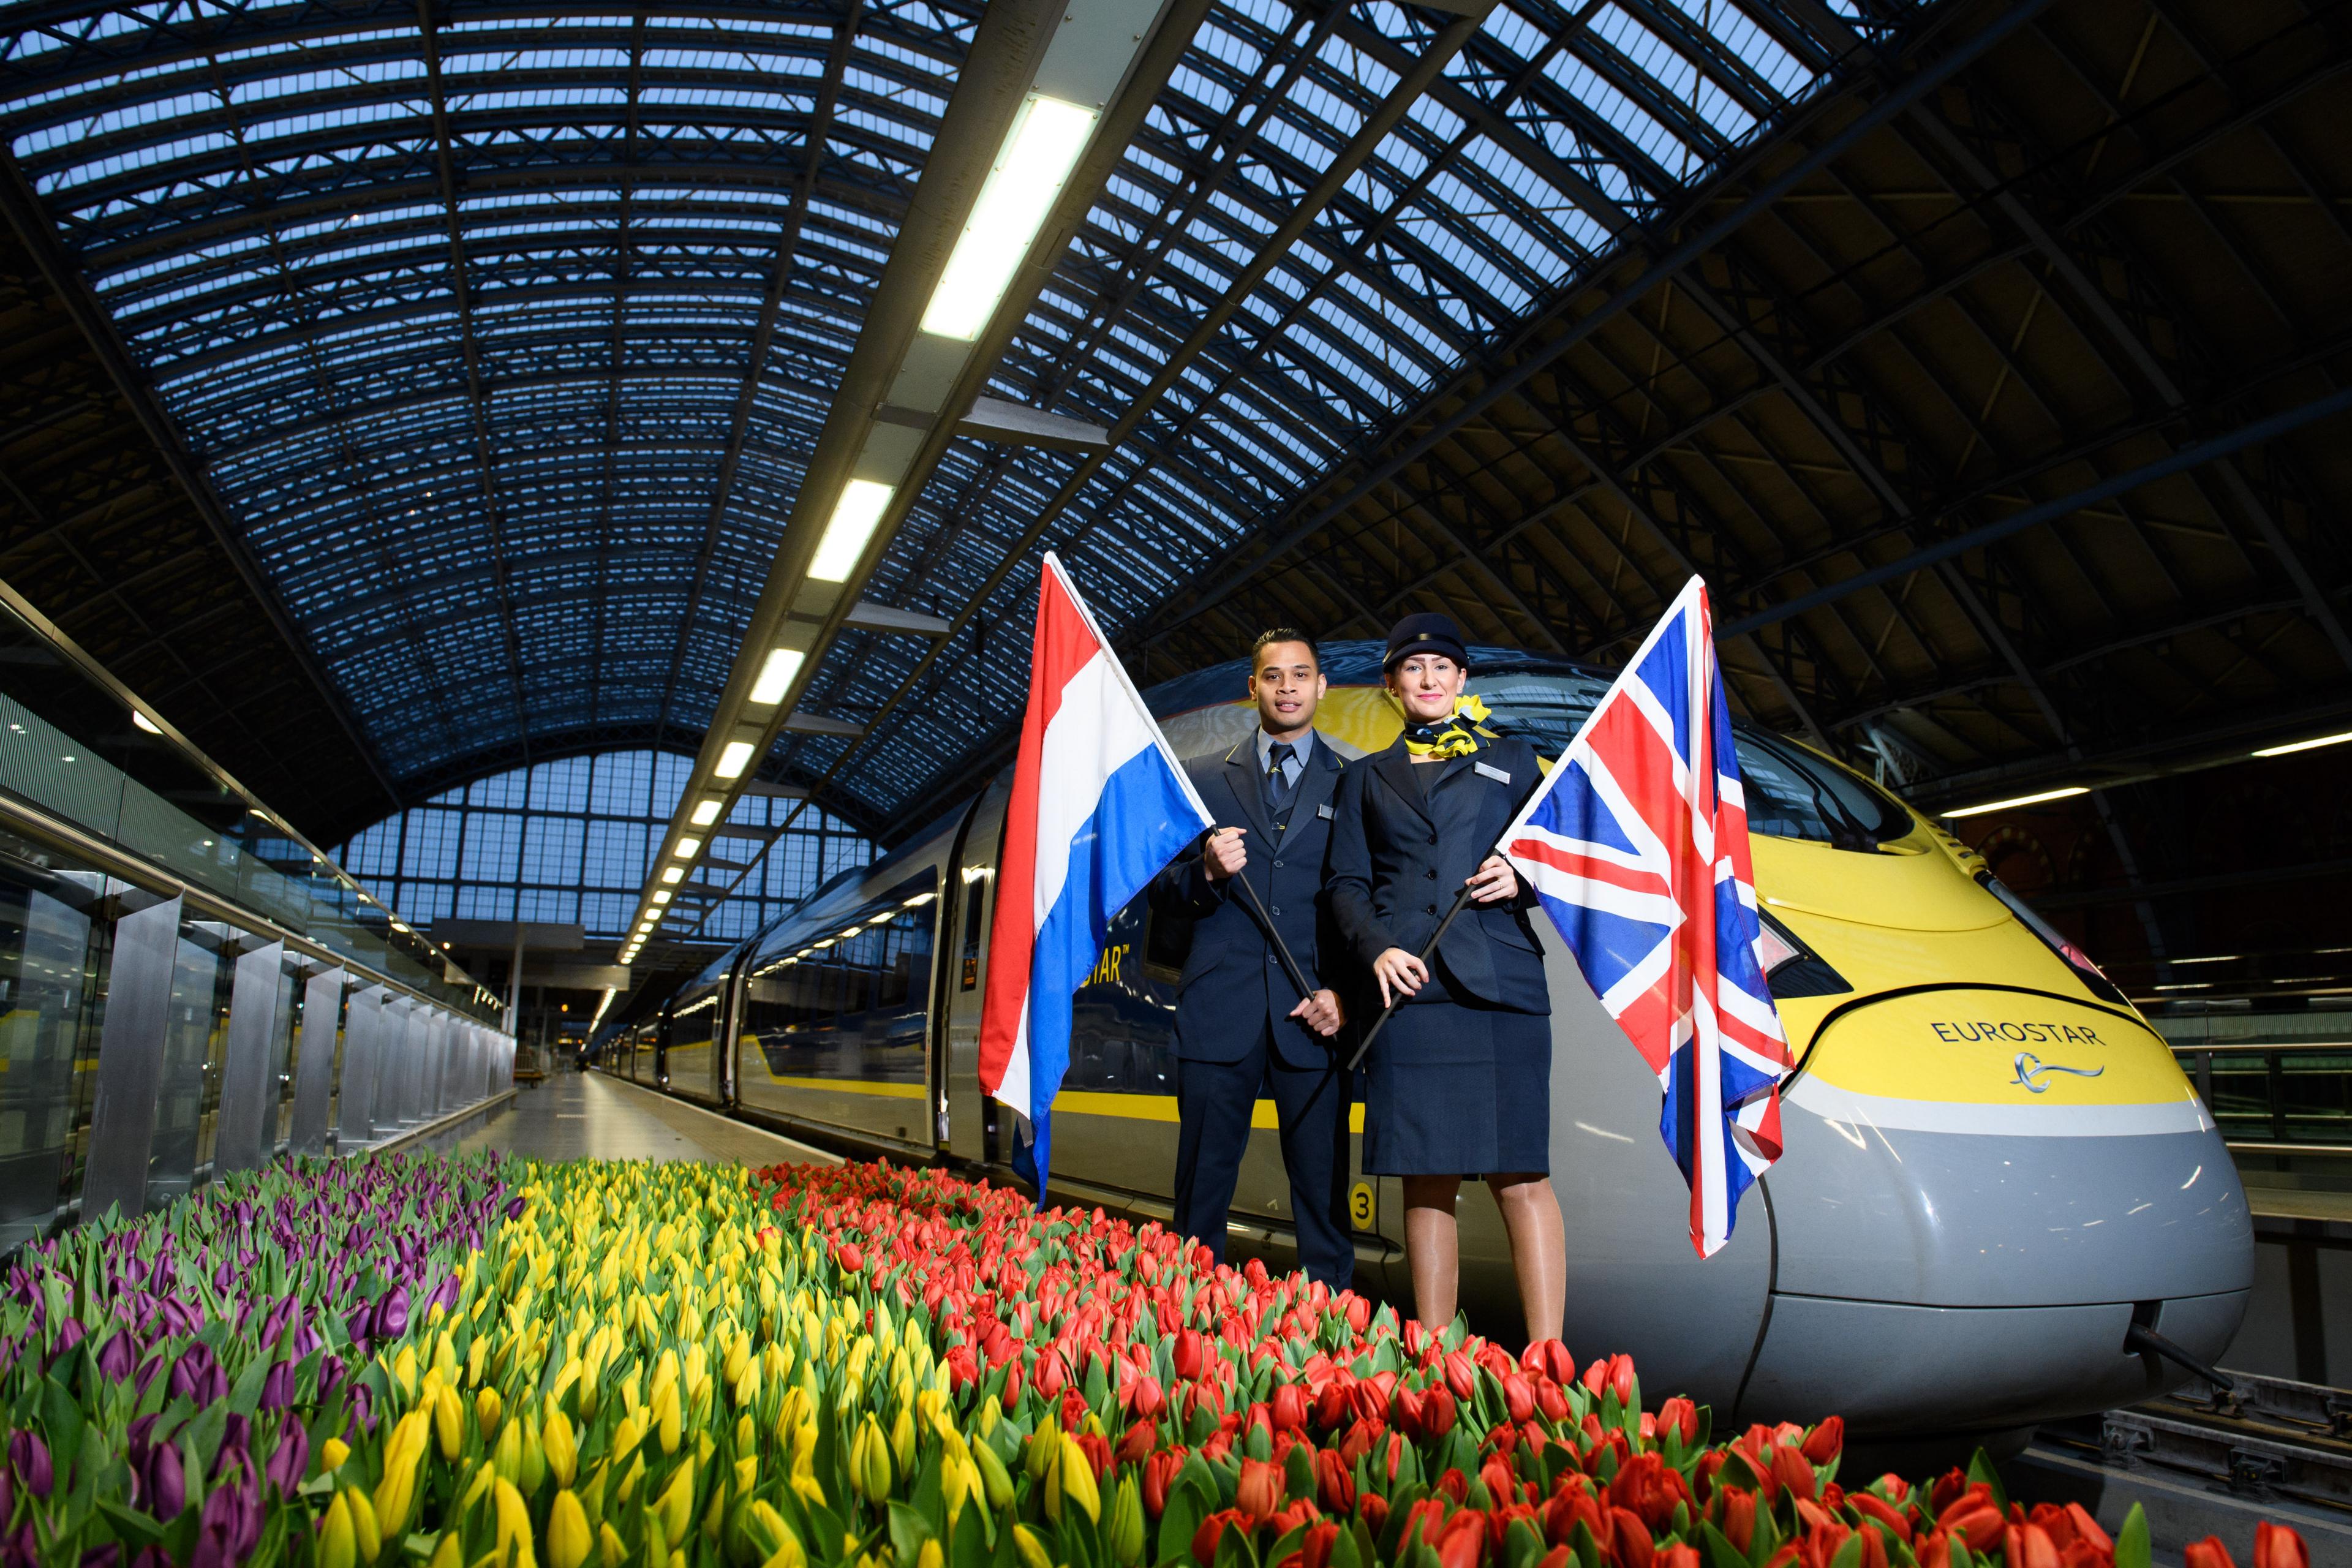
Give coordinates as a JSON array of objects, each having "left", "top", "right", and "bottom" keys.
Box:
[
  {"left": 1474, "top": 761, "right": 1511, "bottom": 784},
  {"left": 1317, "top": 803, "right": 1335, "bottom": 820}
]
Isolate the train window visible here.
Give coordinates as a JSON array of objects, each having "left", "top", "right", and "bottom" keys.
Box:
[
  {"left": 738, "top": 870, "right": 937, "bottom": 1089},
  {"left": 959, "top": 867, "right": 987, "bottom": 992}
]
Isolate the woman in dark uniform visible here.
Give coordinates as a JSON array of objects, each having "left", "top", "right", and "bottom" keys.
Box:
[{"left": 1325, "top": 612, "right": 1565, "bottom": 1341}]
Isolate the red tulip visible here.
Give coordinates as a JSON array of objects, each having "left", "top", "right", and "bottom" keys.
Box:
[
  {"left": 1271, "top": 1384, "right": 1309, "bottom": 1434},
  {"left": 2005, "top": 1524, "right": 2060, "bottom": 1568},
  {"left": 1438, "top": 1510, "right": 1487, "bottom": 1568},
  {"left": 1171, "top": 1330, "right": 1208, "bottom": 1382},
  {"left": 1444, "top": 1350, "right": 1477, "bottom": 1401},
  {"left": 2184, "top": 1541, "right": 2238, "bottom": 1568},
  {"left": 1480, "top": 1455, "right": 1518, "bottom": 1508},
  {"left": 2255, "top": 1523, "right": 2309, "bottom": 1568},
  {"left": 1608, "top": 1354, "right": 1637, "bottom": 1406},
  {"left": 1607, "top": 1452, "right": 1691, "bottom": 1533},
  {"left": 1237, "top": 1459, "right": 1283, "bottom": 1527},
  {"left": 1656, "top": 1396, "right": 1697, "bottom": 1447},
  {"left": 1359, "top": 1493, "right": 1389, "bottom": 1534},
  {"left": 1434, "top": 1468, "right": 1469, "bottom": 1506},
  {"left": 1607, "top": 1506, "right": 1655, "bottom": 1568},
  {"left": 1036, "top": 1351, "right": 1066, "bottom": 1399},
  {"left": 1118, "top": 1419, "right": 1157, "bottom": 1466},
  {"left": 2063, "top": 1504, "right": 2109, "bottom": 1555},
  {"left": 1800, "top": 1415, "right": 1843, "bottom": 1465},
  {"left": 1765, "top": 1442, "right": 1815, "bottom": 1504},
  {"left": 1917, "top": 1534, "right": 1953, "bottom": 1568},
  {"left": 1523, "top": 1340, "right": 1575, "bottom": 1385},
  {"left": 1850, "top": 1493, "right": 1912, "bottom": 1546},
  {"left": 1937, "top": 1499, "right": 2003, "bottom": 1554},
  {"left": 1142, "top": 1449, "right": 1186, "bottom": 1518},
  {"left": 835, "top": 1242, "right": 864, "bottom": 1272},
  {"left": 1714, "top": 1488, "right": 1757, "bottom": 1553},
  {"left": 1536, "top": 1379, "right": 1570, "bottom": 1423},
  {"left": 1194, "top": 1508, "right": 1245, "bottom": 1565},
  {"left": 1660, "top": 1547, "right": 1701, "bottom": 1568},
  {"left": 1314, "top": 1449, "right": 1355, "bottom": 1515},
  {"left": 1128, "top": 1374, "right": 1166, "bottom": 1419},
  {"left": 1537, "top": 1550, "right": 1571, "bottom": 1568},
  {"left": 1344, "top": 1295, "right": 1371, "bottom": 1334},
  {"left": 1503, "top": 1373, "right": 1536, "bottom": 1425},
  {"left": 1581, "top": 1359, "right": 1608, "bottom": 1397},
  {"left": 1928, "top": 1471, "right": 1972, "bottom": 1518},
  {"left": 1298, "top": 1521, "right": 1341, "bottom": 1568},
  {"left": 1422, "top": 1385, "right": 1457, "bottom": 1439}
]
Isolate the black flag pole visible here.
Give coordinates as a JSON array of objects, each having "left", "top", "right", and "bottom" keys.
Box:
[
  {"left": 1214, "top": 829, "right": 1316, "bottom": 1005},
  {"left": 1343, "top": 879, "right": 1478, "bottom": 1072}
]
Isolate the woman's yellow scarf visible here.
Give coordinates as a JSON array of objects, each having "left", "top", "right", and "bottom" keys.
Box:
[{"left": 1398, "top": 693, "right": 1497, "bottom": 760}]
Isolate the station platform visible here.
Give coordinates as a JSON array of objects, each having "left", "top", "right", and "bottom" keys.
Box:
[{"left": 430, "top": 1065, "right": 841, "bottom": 1168}]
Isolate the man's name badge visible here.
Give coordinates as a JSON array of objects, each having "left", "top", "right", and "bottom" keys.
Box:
[{"left": 1474, "top": 761, "right": 1511, "bottom": 783}]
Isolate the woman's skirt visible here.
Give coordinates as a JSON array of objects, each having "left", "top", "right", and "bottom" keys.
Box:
[{"left": 1360, "top": 958, "right": 1551, "bottom": 1177}]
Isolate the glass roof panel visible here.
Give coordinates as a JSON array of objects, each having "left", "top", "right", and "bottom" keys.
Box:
[{"left": 0, "top": 0, "right": 1916, "bottom": 807}]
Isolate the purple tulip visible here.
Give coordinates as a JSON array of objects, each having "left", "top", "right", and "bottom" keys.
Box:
[
  {"left": 168, "top": 1343, "right": 227, "bottom": 1406},
  {"left": 264, "top": 1421, "right": 308, "bottom": 1494},
  {"left": 4, "top": 1523, "right": 38, "bottom": 1568},
  {"left": 79, "top": 1547, "right": 120, "bottom": 1568},
  {"left": 0, "top": 1463, "right": 13, "bottom": 1526},
  {"left": 505, "top": 1194, "right": 526, "bottom": 1219},
  {"left": 97, "top": 1331, "right": 136, "bottom": 1382},
  {"left": 372, "top": 1284, "right": 409, "bottom": 1341},
  {"left": 212, "top": 1414, "right": 251, "bottom": 1478},
  {"left": 257, "top": 1361, "right": 294, "bottom": 1412},
  {"left": 8, "top": 1431, "right": 51, "bottom": 1499},
  {"left": 315, "top": 1359, "right": 345, "bottom": 1403},
  {"left": 50, "top": 1319, "right": 86, "bottom": 1362},
  {"left": 142, "top": 1438, "right": 185, "bottom": 1520},
  {"left": 130, "top": 1549, "right": 170, "bottom": 1568}
]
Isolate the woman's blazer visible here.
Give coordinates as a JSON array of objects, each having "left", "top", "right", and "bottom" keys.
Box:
[{"left": 1324, "top": 734, "right": 1550, "bottom": 1014}]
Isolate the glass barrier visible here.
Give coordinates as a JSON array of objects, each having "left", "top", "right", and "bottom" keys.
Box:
[{"left": 0, "top": 595, "right": 496, "bottom": 1019}]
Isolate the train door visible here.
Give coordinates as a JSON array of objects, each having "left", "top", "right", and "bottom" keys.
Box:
[{"left": 938, "top": 776, "right": 1009, "bottom": 1164}]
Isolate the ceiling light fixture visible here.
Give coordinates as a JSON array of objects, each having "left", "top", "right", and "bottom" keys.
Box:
[
  {"left": 661, "top": 867, "right": 684, "bottom": 884},
  {"left": 654, "top": 891, "right": 672, "bottom": 905},
  {"left": 749, "top": 647, "right": 806, "bottom": 706},
  {"left": 130, "top": 710, "right": 162, "bottom": 735},
  {"left": 921, "top": 95, "right": 1099, "bottom": 340},
  {"left": 1942, "top": 786, "right": 2089, "bottom": 819},
  {"left": 2252, "top": 729, "right": 2352, "bottom": 758},
  {"left": 674, "top": 837, "right": 701, "bottom": 859},
  {"left": 690, "top": 799, "right": 722, "bottom": 827},
  {"left": 715, "top": 740, "right": 756, "bottom": 778},
  {"left": 809, "top": 480, "right": 895, "bottom": 582}
]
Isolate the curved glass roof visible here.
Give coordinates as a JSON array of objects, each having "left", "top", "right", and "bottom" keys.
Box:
[{"left": 1, "top": 0, "right": 1910, "bottom": 813}]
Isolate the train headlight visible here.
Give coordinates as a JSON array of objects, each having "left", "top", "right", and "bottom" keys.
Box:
[
  {"left": 1978, "top": 873, "right": 2128, "bottom": 1006},
  {"left": 1755, "top": 910, "right": 1850, "bottom": 999}
]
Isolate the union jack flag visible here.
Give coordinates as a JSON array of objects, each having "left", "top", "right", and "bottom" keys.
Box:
[{"left": 1503, "top": 576, "right": 1792, "bottom": 1257}]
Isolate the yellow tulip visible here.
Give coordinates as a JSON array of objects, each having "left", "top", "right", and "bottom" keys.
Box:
[
  {"left": 598, "top": 1523, "right": 627, "bottom": 1568},
  {"left": 347, "top": 1487, "right": 382, "bottom": 1566},
  {"left": 1012, "top": 1524, "right": 1052, "bottom": 1568},
  {"left": 475, "top": 1385, "right": 504, "bottom": 1443},
  {"left": 318, "top": 1493, "right": 358, "bottom": 1568},
  {"left": 1058, "top": 1439, "right": 1096, "bottom": 1526},
  {"left": 608, "top": 1413, "right": 644, "bottom": 1460},
  {"left": 918, "top": 1542, "right": 943, "bottom": 1568},
  {"left": 519, "top": 1414, "right": 547, "bottom": 1497},
  {"left": 426, "top": 1533, "right": 461, "bottom": 1568},
  {"left": 494, "top": 1476, "right": 538, "bottom": 1568},
  {"left": 1106, "top": 1474, "right": 1145, "bottom": 1566},
  {"left": 544, "top": 1409, "right": 578, "bottom": 1488},
  {"left": 372, "top": 1412, "right": 431, "bottom": 1539},
  {"left": 851, "top": 1414, "right": 892, "bottom": 1505},
  {"left": 973, "top": 1438, "right": 1014, "bottom": 1511},
  {"left": 548, "top": 1489, "right": 592, "bottom": 1568},
  {"left": 390, "top": 1345, "right": 418, "bottom": 1403},
  {"left": 320, "top": 1437, "right": 351, "bottom": 1473},
  {"left": 432, "top": 1381, "right": 465, "bottom": 1460},
  {"left": 890, "top": 1407, "right": 916, "bottom": 1477},
  {"left": 651, "top": 1379, "right": 683, "bottom": 1456},
  {"left": 652, "top": 1458, "right": 695, "bottom": 1550},
  {"left": 734, "top": 1454, "right": 758, "bottom": 1496},
  {"left": 494, "top": 1419, "right": 522, "bottom": 1483},
  {"left": 466, "top": 1335, "right": 489, "bottom": 1386}
]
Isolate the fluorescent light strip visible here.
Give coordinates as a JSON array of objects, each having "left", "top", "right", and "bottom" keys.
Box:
[
  {"left": 674, "top": 837, "right": 701, "bottom": 859},
  {"left": 2252, "top": 729, "right": 2352, "bottom": 758},
  {"left": 715, "top": 740, "right": 755, "bottom": 778},
  {"left": 921, "top": 96, "right": 1099, "bottom": 341},
  {"left": 809, "top": 480, "right": 894, "bottom": 582},
  {"left": 749, "top": 647, "right": 806, "bottom": 706},
  {"left": 690, "top": 799, "right": 722, "bottom": 827},
  {"left": 1942, "top": 786, "right": 2089, "bottom": 819},
  {"left": 661, "top": 867, "right": 684, "bottom": 884}
]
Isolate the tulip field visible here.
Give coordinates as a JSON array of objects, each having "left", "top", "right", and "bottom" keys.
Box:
[{"left": 0, "top": 1152, "right": 2310, "bottom": 1568}]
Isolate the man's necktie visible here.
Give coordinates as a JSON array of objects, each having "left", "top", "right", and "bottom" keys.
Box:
[{"left": 1265, "top": 742, "right": 1297, "bottom": 816}]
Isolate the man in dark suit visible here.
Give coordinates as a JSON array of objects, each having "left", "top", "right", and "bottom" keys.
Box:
[{"left": 1148, "top": 630, "right": 1354, "bottom": 1287}]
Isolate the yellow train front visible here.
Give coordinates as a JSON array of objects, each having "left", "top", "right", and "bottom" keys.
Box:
[{"left": 617, "top": 642, "right": 2252, "bottom": 1455}]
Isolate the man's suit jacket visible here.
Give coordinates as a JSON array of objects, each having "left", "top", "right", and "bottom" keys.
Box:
[
  {"left": 1325, "top": 735, "right": 1550, "bottom": 1015},
  {"left": 1147, "top": 733, "right": 1346, "bottom": 1069}
]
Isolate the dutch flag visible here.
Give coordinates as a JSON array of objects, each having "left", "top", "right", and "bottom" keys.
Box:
[{"left": 978, "top": 553, "right": 1213, "bottom": 1197}]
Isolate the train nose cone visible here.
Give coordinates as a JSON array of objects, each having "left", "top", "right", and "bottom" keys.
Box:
[{"left": 1743, "top": 989, "right": 2253, "bottom": 1436}]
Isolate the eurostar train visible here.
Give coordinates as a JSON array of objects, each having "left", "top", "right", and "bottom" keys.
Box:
[{"left": 605, "top": 643, "right": 2252, "bottom": 1453}]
